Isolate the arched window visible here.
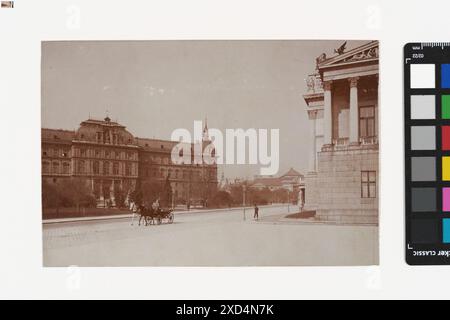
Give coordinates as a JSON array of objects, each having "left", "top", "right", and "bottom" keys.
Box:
[
  {"left": 125, "top": 163, "right": 132, "bottom": 176},
  {"left": 113, "top": 162, "right": 119, "bottom": 175},
  {"left": 103, "top": 161, "right": 110, "bottom": 175}
]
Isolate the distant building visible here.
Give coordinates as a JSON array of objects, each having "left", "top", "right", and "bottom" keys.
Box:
[
  {"left": 303, "top": 41, "right": 378, "bottom": 224},
  {"left": 41, "top": 117, "right": 218, "bottom": 207},
  {"left": 250, "top": 168, "right": 305, "bottom": 205}
]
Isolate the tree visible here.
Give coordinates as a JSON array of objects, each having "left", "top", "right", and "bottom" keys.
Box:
[
  {"left": 42, "top": 179, "right": 62, "bottom": 209},
  {"left": 114, "top": 187, "right": 126, "bottom": 208},
  {"left": 160, "top": 176, "right": 173, "bottom": 208},
  {"left": 59, "top": 178, "right": 96, "bottom": 211},
  {"left": 141, "top": 180, "right": 163, "bottom": 207},
  {"left": 42, "top": 178, "right": 96, "bottom": 211},
  {"left": 210, "top": 190, "right": 234, "bottom": 207}
]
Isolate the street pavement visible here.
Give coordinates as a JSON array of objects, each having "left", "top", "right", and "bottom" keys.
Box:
[{"left": 43, "top": 205, "right": 379, "bottom": 266}]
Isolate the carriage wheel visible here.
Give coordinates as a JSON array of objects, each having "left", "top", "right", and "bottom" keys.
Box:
[{"left": 168, "top": 213, "right": 174, "bottom": 224}]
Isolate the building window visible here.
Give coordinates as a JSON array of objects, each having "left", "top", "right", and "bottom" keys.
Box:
[
  {"left": 359, "top": 106, "right": 376, "bottom": 138},
  {"left": 361, "top": 171, "right": 376, "bottom": 198},
  {"left": 43, "top": 150, "right": 47, "bottom": 157},
  {"left": 80, "top": 149, "right": 86, "bottom": 157},
  {"left": 104, "top": 131, "right": 111, "bottom": 144},
  {"left": 105, "top": 150, "right": 110, "bottom": 158},
  {"left": 62, "top": 162, "right": 70, "bottom": 174},
  {"left": 113, "top": 162, "right": 119, "bottom": 175},
  {"left": 42, "top": 161, "right": 50, "bottom": 173},
  {"left": 53, "top": 149, "right": 59, "bottom": 157},
  {"left": 95, "top": 149, "right": 101, "bottom": 158},
  {"left": 62, "top": 150, "right": 69, "bottom": 157},
  {"left": 93, "top": 161, "right": 100, "bottom": 175},
  {"left": 78, "top": 160, "right": 85, "bottom": 174},
  {"left": 96, "top": 132, "right": 102, "bottom": 143},
  {"left": 126, "top": 163, "right": 132, "bottom": 176},
  {"left": 103, "top": 161, "right": 110, "bottom": 175},
  {"left": 52, "top": 162, "right": 60, "bottom": 174}
]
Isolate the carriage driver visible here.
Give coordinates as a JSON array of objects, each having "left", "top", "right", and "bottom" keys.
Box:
[
  {"left": 152, "top": 198, "right": 161, "bottom": 213},
  {"left": 130, "top": 200, "right": 139, "bottom": 226}
]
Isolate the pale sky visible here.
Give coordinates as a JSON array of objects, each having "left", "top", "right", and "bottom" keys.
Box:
[{"left": 41, "top": 40, "right": 368, "bottom": 180}]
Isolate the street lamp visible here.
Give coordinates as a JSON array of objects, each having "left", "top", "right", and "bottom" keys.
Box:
[{"left": 243, "top": 184, "right": 246, "bottom": 221}]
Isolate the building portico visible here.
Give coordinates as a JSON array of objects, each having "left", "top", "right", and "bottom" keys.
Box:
[{"left": 303, "top": 41, "right": 379, "bottom": 224}]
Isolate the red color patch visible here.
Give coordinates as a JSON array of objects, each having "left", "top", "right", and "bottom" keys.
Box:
[{"left": 442, "top": 126, "right": 450, "bottom": 150}]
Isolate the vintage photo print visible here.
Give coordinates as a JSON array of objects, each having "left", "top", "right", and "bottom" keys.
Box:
[{"left": 41, "top": 40, "right": 379, "bottom": 266}]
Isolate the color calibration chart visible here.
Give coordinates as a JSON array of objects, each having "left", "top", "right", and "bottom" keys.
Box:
[{"left": 405, "top": 43, "right": 450, "bottom": 265}]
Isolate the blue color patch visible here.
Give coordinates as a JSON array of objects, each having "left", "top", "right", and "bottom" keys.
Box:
[
  {"left": 443, "top": 219, "right": 450, "bottom": 243},
  {"left": 442, "top": 64, "right": 450, "bottom": 88}
]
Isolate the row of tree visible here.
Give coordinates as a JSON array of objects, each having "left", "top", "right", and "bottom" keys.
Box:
[
  {"left": 42, "top": 178, "right": 97, "bottom": 211},
  {"left": 209, "top": 185, "right": 298, "bottom": 208},
  {"left": 42, "top": 177, "right": 298, "bottom": 211}
]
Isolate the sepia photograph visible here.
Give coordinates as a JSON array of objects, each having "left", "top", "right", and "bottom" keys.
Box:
[{"left": 41, "top": 40, "right": 379, "bottom": 267}]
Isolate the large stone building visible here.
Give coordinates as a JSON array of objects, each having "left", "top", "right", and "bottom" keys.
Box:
[
  {"left": 41, "top": 117, "right": 218, "bottom": 207},
  {"left": 250, "top": 168, "right": 305, "bottom": 205},
  {"left": 303, "top": 41, "right": 379, "bottom": 224}
]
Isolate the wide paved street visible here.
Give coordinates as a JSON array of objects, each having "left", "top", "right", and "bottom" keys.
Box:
[{"left": 43, "top": 205, "right": 379, "bottom": 266}]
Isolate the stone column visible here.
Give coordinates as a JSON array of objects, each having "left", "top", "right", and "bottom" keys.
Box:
[
  {"left": 308, "top": 110, "right": 318, "bottom": 172},
  {"left": 323, "top": 81, "right": 333, "bottom": 145},
  {"left": 349, "top": 77, "right": 360, "bottom": 145}
]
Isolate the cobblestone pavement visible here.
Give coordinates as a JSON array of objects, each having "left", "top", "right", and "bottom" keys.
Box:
[{"left": 43, "top": 205, "right": 379, "bottom": 266}]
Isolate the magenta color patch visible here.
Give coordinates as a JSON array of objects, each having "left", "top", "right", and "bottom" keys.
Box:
[{"left": 443, "top": 188, "right": 450, "bottom": 212}]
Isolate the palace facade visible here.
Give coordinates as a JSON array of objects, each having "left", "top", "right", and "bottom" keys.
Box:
[
  {"left": 41, "top": 117, "right": 218, "bottom": 207},
  {"left": 303, "top": 41, "right": 379, "bottom": 224}
]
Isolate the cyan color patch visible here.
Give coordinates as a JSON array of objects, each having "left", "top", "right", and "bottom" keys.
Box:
[
  {"left": 442, "top": 64, "right": 450, "bottom": 88},
  {"left": 444, "top": 219, "right": 450, "bottom": 243}
]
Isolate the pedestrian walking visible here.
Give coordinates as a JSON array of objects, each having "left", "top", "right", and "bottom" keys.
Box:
[{"left": 254, "top": 204, "right": 259, "bottom": 220}]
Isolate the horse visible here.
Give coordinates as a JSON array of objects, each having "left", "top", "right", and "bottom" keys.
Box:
[{"left": 138, "top": 205, "right": 155, "bottom": 226}]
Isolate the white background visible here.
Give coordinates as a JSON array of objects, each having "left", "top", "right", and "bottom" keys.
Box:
[{"left": 0, "top": 0, "right": 446, "bottom": 299}]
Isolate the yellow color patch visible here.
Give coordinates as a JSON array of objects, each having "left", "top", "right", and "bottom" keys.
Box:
[{"left": 443, "top": 157, "right": 450, "bottom": 181}]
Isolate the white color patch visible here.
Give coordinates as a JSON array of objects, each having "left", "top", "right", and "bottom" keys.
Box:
[{"left": 410, "top": 64, "right": 435, "bottom": 89}]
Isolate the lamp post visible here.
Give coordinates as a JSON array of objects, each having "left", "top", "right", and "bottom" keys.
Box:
[{"left": 243, "top": 184, "right": 246, "bottom": 221}]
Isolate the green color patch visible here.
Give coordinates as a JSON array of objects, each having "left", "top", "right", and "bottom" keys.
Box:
[{"left": 442, "top": 95, "right": 450, "bottom": 119}]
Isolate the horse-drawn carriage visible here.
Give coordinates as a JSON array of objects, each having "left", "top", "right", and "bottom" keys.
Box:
[{"left": 138, "top": 205, "right": 174, "bottom": 226}]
